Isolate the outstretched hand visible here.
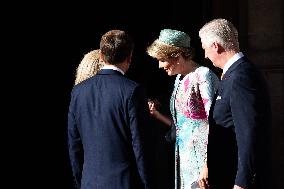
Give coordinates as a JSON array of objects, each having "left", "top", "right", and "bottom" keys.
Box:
[{"left": 147, "top": 99, "right": 161, "bottom": 116}]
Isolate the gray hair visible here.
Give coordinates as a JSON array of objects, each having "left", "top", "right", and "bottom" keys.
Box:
[{"left": 199, "top": 18, "right": 239, "bottom": 51}]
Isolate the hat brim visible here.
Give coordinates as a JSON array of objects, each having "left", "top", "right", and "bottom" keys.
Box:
[{"left": 146, "top": 39, "right": 183, "bottom": 60}]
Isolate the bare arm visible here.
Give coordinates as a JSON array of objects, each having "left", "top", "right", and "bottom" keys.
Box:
[{"left": 148, "top": 100, "right": 172, "bottom": 126}]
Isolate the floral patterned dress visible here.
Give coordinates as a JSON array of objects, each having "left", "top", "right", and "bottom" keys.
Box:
[{"left": 170, "top": 66, "right": 219, "bottom": 189}]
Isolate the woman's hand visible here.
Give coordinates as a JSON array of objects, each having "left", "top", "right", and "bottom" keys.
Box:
[
  {"left": 198, "top": 164, "right": 209, "bottom": 189},
  {"left": 147, "top": 99, "right": 172, "bottom": 126},
  {"left": 233, "top": 185, "right": 245, "bottom": 189},
  {"left": 148, "top": 100, "right": 156, "bottom": 115},
  {"left": 147, "top": 99, "right": 160, "bottom": 116}
]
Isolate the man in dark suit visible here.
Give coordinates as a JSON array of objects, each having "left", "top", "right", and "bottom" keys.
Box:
[
  {"left": 199, "top": 19, "right": 271, "bottom": 189},
  {"left": 68, "top": 30, "right": 153, "bottom": 189}
]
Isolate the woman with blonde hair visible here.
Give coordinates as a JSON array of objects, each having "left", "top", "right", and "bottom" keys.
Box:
[
  {"left": 147, "top": 29, "right": 219, "bottom": 189},
  {"left": 74, "top": 49, "right": 104, "bottom": 85}
]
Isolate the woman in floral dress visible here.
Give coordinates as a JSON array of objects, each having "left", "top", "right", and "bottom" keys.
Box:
[{"left": 147, "top": 29, "right": 219, "bottom": 189}]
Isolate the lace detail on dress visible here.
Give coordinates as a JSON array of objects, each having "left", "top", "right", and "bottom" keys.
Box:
[{"left": 170, "top": 67, "right": 219, "bottom": 189}]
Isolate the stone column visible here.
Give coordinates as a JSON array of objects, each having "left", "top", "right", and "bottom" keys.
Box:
[{"left": 246, "top": 1, "right": 284, "bottom": 189}]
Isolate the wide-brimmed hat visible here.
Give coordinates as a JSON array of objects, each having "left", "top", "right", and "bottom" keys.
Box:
[{"left": 147, "top": 29, "right": 191, "bottom": 59}]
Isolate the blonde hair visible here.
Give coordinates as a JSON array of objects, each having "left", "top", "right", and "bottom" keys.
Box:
[
  {"left": 146, "top": 40, "right": 194, "bottom": 60},
  {"left": 74, "top": 49, "right": 104, "bottom": 85},
  {"left": 199, "top": 18, "right": 239, "bottom": 51}
]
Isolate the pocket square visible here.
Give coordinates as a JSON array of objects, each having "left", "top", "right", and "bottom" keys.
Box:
[{"left": 216, "top": 96, "right": 222, "bottom": 100}]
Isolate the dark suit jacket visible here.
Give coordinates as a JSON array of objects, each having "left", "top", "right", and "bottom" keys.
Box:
[
  {"left": 68, "top": 69, "right": 153, "bottom": 189},
  {"left": 208, "top": 57, "right": 271, "bottom": 189}
]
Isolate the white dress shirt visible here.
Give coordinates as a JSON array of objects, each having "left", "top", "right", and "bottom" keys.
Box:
[
  {"left": 101, "top": 65, "right": 125, "bottom": 75},
  {"left": 223, "top": 52, "right": 244, "bottom": 75}
]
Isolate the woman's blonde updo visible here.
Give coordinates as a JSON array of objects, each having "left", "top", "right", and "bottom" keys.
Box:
[{"left": 74, "top": 49, "right": 104, "bottom": 85}]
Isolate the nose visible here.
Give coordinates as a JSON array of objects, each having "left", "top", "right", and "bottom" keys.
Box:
[
  {"left": 158, "top": 61, "right": 164, "bottom": 68},
  {"left": 204, "top": 52, "right": 208, "bottom": 59}
]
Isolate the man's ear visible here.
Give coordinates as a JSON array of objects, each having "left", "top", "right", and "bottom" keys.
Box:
[
  {"left": 126, "top": 52, "right": 132, "bottom": 64},
  {"left": 212, "top": 42, "right": 218, "bottom": 51},
  {"left": 99, "top": 50, "right": 106, "bottom": 62},
  {"left": 212, "top": 42, "right": 224, "bottom": 54}
]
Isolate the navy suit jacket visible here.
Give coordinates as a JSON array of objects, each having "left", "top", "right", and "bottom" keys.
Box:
[
  {"left": 68, "top": 69, "right": 153, "bottom": 189},
  {"left": 208, "top": 57, "right": 271, "bottom": 189}
]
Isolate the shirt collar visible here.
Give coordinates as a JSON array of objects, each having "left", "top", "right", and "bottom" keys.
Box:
[
  {"left": 101, "top": 65, "right": 125, "bottom": 75},
  {"left": 223, "top": 52, "right": 244, "bottom": 74}
]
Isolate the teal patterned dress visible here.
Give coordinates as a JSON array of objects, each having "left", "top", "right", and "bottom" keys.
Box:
[{"left": 170, "top": 66, "right": 219, "bottom": 189}]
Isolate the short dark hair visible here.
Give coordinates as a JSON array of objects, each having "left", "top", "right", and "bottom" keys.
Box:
[{"left": 100, "top": 30, "right": 134, "bottom": 65}]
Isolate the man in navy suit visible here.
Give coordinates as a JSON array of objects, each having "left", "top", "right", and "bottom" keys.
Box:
[
  {"left": 68, "top": 30, "right": 153, "bottom": 189},
  {"left": 199, "top": 19, "right": 271, "bottom": 189}
]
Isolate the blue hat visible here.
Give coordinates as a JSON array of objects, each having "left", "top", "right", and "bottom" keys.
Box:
[
  {"left": 147, "top": 29, "right": 191, "bottom": 59},
  {"left": 158, "top": 29, "right": 191, "bottom": 48}
]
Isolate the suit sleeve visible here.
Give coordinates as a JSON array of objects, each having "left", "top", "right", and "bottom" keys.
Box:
[
  {"left": 128, "top": 85, "right": 153, "bottom": 189},
  {"left": 230, "top": 75, "right": 257, "bottom": 188},
  {"left": 68, "top": 91, "right": 83, "bottom": 189}
]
